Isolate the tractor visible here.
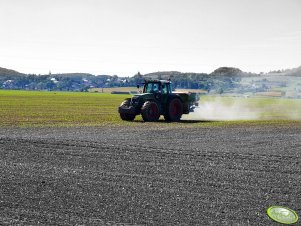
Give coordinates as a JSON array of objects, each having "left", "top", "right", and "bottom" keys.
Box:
[{"left": 118, "top": 80, "right": 199, "bottom": 122}]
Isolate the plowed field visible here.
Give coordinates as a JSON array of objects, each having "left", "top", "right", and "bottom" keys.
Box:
[{"left": 0, "top": 124, "right": 300, "bottom": 225}]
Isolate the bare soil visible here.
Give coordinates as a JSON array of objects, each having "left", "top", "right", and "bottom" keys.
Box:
[{"left": 0, "top": 124, "right": 300, "bottom": 225}]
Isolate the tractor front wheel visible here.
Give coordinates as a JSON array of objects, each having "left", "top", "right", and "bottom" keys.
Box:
[
  {"left": 120, "top": 113, "right": 135, "bottom": 121},
  {"left": 141, "top": 101, "right": 160, "bottom": 122},
  {"left": 119, "top": 100, "right": 135, "bottom": 121}
]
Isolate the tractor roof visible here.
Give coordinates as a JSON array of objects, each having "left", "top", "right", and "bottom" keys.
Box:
[{"left": 144, "top": 79, "right": 171, "bottom": 84}]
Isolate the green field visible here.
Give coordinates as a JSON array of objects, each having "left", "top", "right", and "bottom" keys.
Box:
[
  {"left": 0, "top": 90, "right": 301, "bottom": 127},
  {"left": 0, "top": 90, "right": 131, "bottom": 127}
]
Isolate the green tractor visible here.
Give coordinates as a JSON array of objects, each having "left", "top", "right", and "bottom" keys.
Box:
[{"left": 118, "top": 80, "right": 199, "bottom": 122}]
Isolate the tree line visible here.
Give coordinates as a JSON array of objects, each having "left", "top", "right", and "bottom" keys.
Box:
[{"left": 1, "top": 66, "right": 300, "bottom": 92}]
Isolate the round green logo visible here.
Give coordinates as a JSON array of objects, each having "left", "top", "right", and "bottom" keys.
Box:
[{"left": 267, "top": 206, "right": 299, "bottom": 224}]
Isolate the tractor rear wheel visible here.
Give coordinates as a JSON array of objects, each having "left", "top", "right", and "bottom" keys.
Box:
[
  {"left": 119, "top": 100, "right": 135, "bottom": 121},
  {"left": 141, "top": 101, "right": 160, "bottom": 122},
  {"left": 164, "top": 98, "right": 183, "bottom": 122}
]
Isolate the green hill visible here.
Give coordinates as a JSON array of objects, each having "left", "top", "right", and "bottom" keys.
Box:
[
  {"left": 211, "top": 67, "right": 242, "bottom": 76},
  {"left": 0, "top": 67, "right": 25, "bottom": 77}
]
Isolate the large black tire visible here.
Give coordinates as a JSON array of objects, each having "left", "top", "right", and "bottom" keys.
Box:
[
  {"left": 119, "top": 100, "right": 135, "bottom": 121},
  {"left": 141, "top": 101, "right": 160, "bottom": 122},
  {"left": 164, "top": 98, "right": 183, "bottom": 122}
]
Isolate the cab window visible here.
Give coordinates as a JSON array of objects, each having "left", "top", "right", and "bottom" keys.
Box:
[{"left": 161, "top": 84, "right": 168, "bottom": 94}]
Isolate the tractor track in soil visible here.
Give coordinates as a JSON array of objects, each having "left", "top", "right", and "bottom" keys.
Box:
[{"left": 0, "top": 124, "right": 300, "bottom": 225}]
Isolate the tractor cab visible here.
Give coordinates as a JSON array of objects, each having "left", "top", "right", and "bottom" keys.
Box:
[
  {"left": 138, "top": 80, "right": 172, "bottom": 104},
  {"left": 142, "top": 80, "right": 172, "bottom": 95}
]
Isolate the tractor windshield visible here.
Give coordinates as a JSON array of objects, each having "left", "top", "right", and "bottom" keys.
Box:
[{"left": 144, "top": 83, "right": 160, "bottom": 93}]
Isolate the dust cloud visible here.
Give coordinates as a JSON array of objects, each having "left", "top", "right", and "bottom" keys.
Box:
[
  {"left": 187, "top": 96, "right": 301, "bottom": 121},
  {"left": 188, "top": 97, "right": 259, "bottom": 121}
]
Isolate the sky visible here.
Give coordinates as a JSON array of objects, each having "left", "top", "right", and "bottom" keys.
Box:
[{"left": 0, "top": 0, "right": 300, "bottom": 76}]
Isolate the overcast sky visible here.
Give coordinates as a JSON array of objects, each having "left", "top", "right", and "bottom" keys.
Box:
[{"left": 0, "top": 0, "right": 300, "bottom": 76}]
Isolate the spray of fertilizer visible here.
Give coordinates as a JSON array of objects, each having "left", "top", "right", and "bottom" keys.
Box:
[
  {"left": 186, "top": 96, "right": 301, "bottom": 121},
  {"left": 188, "top": 97, "right": 259, "bottom": 121}
]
